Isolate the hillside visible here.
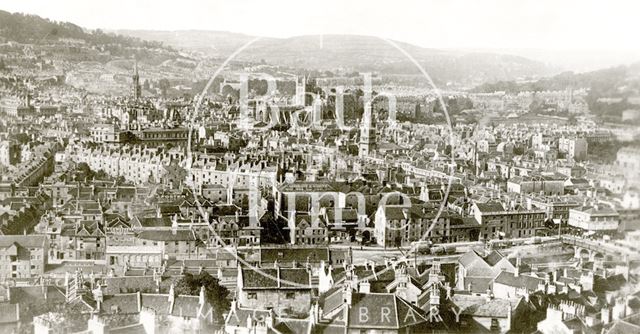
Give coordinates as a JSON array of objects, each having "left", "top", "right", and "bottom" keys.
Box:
[
  {"left": 0, "top": 10, "right": 167, "bottom": 49},
  {"left": 117, "top": 30, "right": 556, "bottom": 84},
  {"left": 115, "top": 29, "right": 261, "bottom": 56},
  {"left": 472, "top": 63, "right": 640, "bottom": 120}
]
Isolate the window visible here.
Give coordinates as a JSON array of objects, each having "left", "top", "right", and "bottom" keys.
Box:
[
  {"left": 286, "top": 292, "right": 295, "bottom": 299},
  {"left": 247, "top": 293, "right": 257, "bottom": 299},
  {"left": 491, "top": 318, "right": 500, "bottom": 330}
]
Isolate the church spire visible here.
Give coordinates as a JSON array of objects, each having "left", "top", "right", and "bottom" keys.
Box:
[{"left": 132, "top": 58, "right": 141, "bottom": 100}]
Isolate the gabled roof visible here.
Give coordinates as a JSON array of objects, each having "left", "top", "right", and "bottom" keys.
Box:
[
  {"left": 475, "top": 201, "right": 505, "bottom": 213},
  {"left": 383, "top": 206, "right": 407, "bottom": 220},
  {"left": 0, "top": 304, "right": 19, "bottom": 324},
  {"left": 137, "top": 217, "right": 172, "bottom": 228},
  {"left": 140, "top": 294, "right": 170, "bottom": 315},
  {"left": 0, "top": 235, "right": 46, "bottom": 248},
  {"left": 484, "top": 250, "right": 506, "bottom": 266},
  {"left": 450, "top": 294, "right": 519, "bottom": 318},
  {"left": 458, "top": 249, "right": 507, "bottom": 268},
  {"left": 102, "top": 275, "right": 179, "bottom": 295},
  {"left": 108, "top": 323, "right": 147, "bottom": 334},
  {"left": 493, "top": 271, "right": 543, "bottom": 291},
  {"left": 101, "top": 293, "right": 140, "bottom": 314},
  {"left": 326, "top": 208, "right": 359, "bottom": 222},
  {"left": 241, "top": 267, "right": 311, "bottom": 290},
  {"left": 225, "top": 304, "right": 271, "bottom": 327},
  {"left": 457, "top": 249, "right": 485, "bottom": 268},
  {"left": 8, "top": 286, "right": 65, "bottom": 305},
  {"left": 136, "top": 229, "right": 196, "bottom": 241},
  {"left": 260, "top": 247, "right": 329, "bottom": 264},
  {"left": 321, "top": 290, "right": 428, "bottom": 329},
  {"left": 604, "top": 314, "right": 640, "bottom": 334},
  {"left": 172, "top": 295, "right": 201, "bottom": 317}
]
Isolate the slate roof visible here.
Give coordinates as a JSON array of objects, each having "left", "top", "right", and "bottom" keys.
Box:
[
  {"left": 494, "top": 271, "right": 543, "bottom": 291},
  {"left": 137, "top": 217, "right": 172, "bottom": 228},
  {"left": 326, "top": 208, "right": 359, "bottom": 222},
  {"left": 8, "top": 286, "right": 65, "bottom": 305},
  {"left": 171, "top": 295, "right": 201, "bottom": 317},
  {"left": 0, "top": 235, "right": 47, "bottom": 248},
  {"left": 102, "top": 276, "right": 176, "bottom": 295},
  {"left": 260, "top": 247, "right": 329, "bottom": 264},
  {"left": 563, "top": 317, "right": 602, "bottom": 334},
  {"left": 0, "top": 304, "right": 19, "bottom": 324},
  {"left": 140, "top": 294, "right": 170, "bottom": 315},
  {"left": 108, "top": 323, "right": 147, "bottom": 334},
  {"left": 274, "top": 318, "right": 313, "bottom": 334},
  {"left": 484, "top": 250, "right": 506, "bottom": 266},
  {"left": 458, "top": 249, "right": 510, "bottom": 277},
  {"left": 320, "top": 289, "right": 428, "bottom": 329},
  {"left": 457, "top": 249, "right": 482, "bottom": 267},
  {"left": 604, "top": 313, "right": 640, "bottom": 334},
  {"left": 451, "top": 294, "right": 518, "bottom": 318},
  {"left": 464, "top": 277, "right": 494, "bottom": 294},
  {"left": 241, "top": 267, "right": 311, "bottom": 290},
  {"left": 225, "top": 305, "right": 271, "bottom": 327},
  {"left": 136, "top": 230, "right": 196, "bottom": 241},
  {"left": 383, "top": 206, "right": 408, "bottom": 220},
  {"left": 101, "top": 294, "right": 140, "bottom": 314},
  {"left": 475, "top": 201, "right": 505, "bottom": 213}
]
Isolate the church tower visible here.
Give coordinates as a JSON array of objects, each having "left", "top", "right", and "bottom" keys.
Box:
[
  {"left": 358, "top": 102, "right": 376, "bottom": 158},
  {"left": 132, "top": 60, "right": 141, "bottom": 100},
  {"left": 295, "top": 76, "right": 306, "bottom": 106}
]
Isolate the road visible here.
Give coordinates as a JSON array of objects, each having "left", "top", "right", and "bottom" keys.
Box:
[{"left": 350, "top": 236, "right": 565, "bottom": 265}]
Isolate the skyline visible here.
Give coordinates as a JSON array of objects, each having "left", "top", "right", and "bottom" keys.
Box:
[
  {"left": 3, "top": 0, "right": 640, "bottom": 51},
  {"left": 5, "top": 0, "right": 640, "bottom": 72}
]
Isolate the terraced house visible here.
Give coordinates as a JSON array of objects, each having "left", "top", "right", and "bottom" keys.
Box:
[
  {"left": 237, "top": 266, "right": 313, "bottom": 316},
  {"left": 0, "top": 235, "right": 48, "bottom": 280}
]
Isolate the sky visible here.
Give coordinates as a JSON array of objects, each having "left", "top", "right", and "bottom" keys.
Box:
[{"left": 4, "top": 0, "right": 640, "bottom": 70}]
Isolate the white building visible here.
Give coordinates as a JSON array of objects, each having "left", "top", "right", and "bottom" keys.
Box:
[{"left": 568, "top": 205, "right": 619, "bottom": 232}]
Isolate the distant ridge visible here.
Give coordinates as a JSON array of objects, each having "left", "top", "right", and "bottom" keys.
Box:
[
  {"left": 117, "top": 30, "right": 557, "bottom": 84},
  {"left": 0, "top": 10, "right": 167, "bottom": 50}
]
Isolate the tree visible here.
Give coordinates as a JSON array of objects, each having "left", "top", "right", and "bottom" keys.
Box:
[
  {"left": 221, "top": 85, "right": 239, "bottom": 102},
  {"left": 119, "top": 131, "right": 139, "bottom": 144},
  {"left": 76, "top": 162, "right": 95, "bottom": 180},
  {"left": 260, "top": 212, "right": 288, "bottom": 244},
  {"left": 174, "top": 272, "right": 230, "bottom": 323},
  {"left": 228, "top": 137, "right": 247, "bottom": 153},
  {"left": 1, "top": 206, "right": 43, "bottom": 235},
  {"left": 94, "top": 169, "right": 108, "bottom": 180},
  {"left": 15, "top": 133, "right": 30, "bottom": 144},
  {"left": 115, "top": 176, "right": 126, "bottom": 185},
  {"left": 513, "top": 146, "right": 525, "bottom": 156},
  {"left": 18, "top": 301, "right": 89, "bottom": 334}
]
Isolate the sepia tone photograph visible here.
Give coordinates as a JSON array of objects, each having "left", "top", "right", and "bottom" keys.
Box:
[{"left": 0, "top": 0, "right": 639, "bottom": 333}]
